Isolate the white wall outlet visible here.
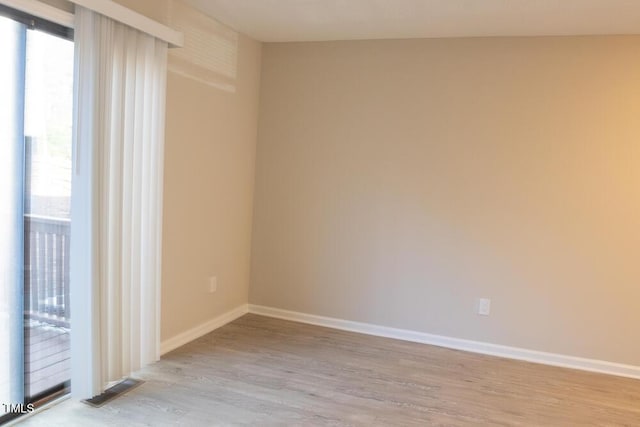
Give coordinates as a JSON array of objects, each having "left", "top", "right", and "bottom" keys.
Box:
[
  {"left": 477, "top": 298, "right": 491, "bottom": 316},
  {"left": 208, "top": 276, "right": 217, "bottom": 293}
]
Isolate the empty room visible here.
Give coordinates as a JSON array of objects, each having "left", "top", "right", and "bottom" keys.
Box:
[{"left": 1, "top": 0, "right": 639, "bottom": 425}]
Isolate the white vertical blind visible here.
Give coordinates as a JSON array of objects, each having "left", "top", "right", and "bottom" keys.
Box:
[{"left": 71, "top": 5, "right": 167, "bottom": 397}]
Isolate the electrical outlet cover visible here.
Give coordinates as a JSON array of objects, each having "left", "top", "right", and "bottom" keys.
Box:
[
  {"left": 478, "top": 298, "right": 491, "bottom": 316},
  {"left": 208, "top": 276, "right": 217, "bottom": 293}
]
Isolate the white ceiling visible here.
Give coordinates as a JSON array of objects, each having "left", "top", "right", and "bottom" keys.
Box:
[{"left": 183, "top": 0, "right": 640, "bottom": 42}]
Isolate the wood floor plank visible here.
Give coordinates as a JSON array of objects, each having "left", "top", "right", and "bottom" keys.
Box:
[{"left": 19, "top": 314, "right": 640, "bottom": 426}]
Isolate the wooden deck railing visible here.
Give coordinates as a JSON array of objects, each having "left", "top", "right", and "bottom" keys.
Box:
[{"left": 24, "top": 214, "right": 70, "bottom": 329}]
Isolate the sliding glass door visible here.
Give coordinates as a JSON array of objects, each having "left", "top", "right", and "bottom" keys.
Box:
[
  {"left": 0, "top": 12, "right": 26, "bottom": 417},
  {"left": 0, "top": 6, "right": 73, "bottom": 422}
]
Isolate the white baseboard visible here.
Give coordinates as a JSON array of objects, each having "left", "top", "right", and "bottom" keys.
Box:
[
  {"left": 160, "top": 304, "right": 249, "bottom": 355},
  {"left": 248, "top": 304, "right": 640, "bottom": 381}
]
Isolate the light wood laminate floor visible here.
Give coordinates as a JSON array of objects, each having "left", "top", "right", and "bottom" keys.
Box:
[{"left": 19, "top": 314, "right": 640, "bottom": 426}]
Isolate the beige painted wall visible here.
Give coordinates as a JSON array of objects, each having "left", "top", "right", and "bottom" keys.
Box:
[
  {"left": 251, "top": 37, "right": 640, "bottom": 365},
  {"left": 114, "top": 0, "right": 262, "bottom": 341}
]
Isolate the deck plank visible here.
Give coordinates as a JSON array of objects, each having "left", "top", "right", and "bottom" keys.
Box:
[{"left": 24, "top": 321, "right": 69, "bottom": 398}]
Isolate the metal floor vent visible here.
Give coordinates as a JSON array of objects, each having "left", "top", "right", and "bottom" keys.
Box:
[{"left": 83, "top": 378, "right": 144, "bottom": 407}]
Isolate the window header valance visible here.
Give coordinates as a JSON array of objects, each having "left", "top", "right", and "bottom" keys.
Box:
[{"left": 0, "top": 0, "right": 184, "bottom": 47}]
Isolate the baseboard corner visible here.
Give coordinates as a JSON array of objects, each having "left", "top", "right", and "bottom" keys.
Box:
[{"left": 160, "top": 303, "right": 249, "bottom": 355}]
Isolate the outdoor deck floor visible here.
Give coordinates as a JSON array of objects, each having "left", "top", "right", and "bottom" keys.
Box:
[{"left": 24, "top": 319, "right": 70, "bottom": 398}]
